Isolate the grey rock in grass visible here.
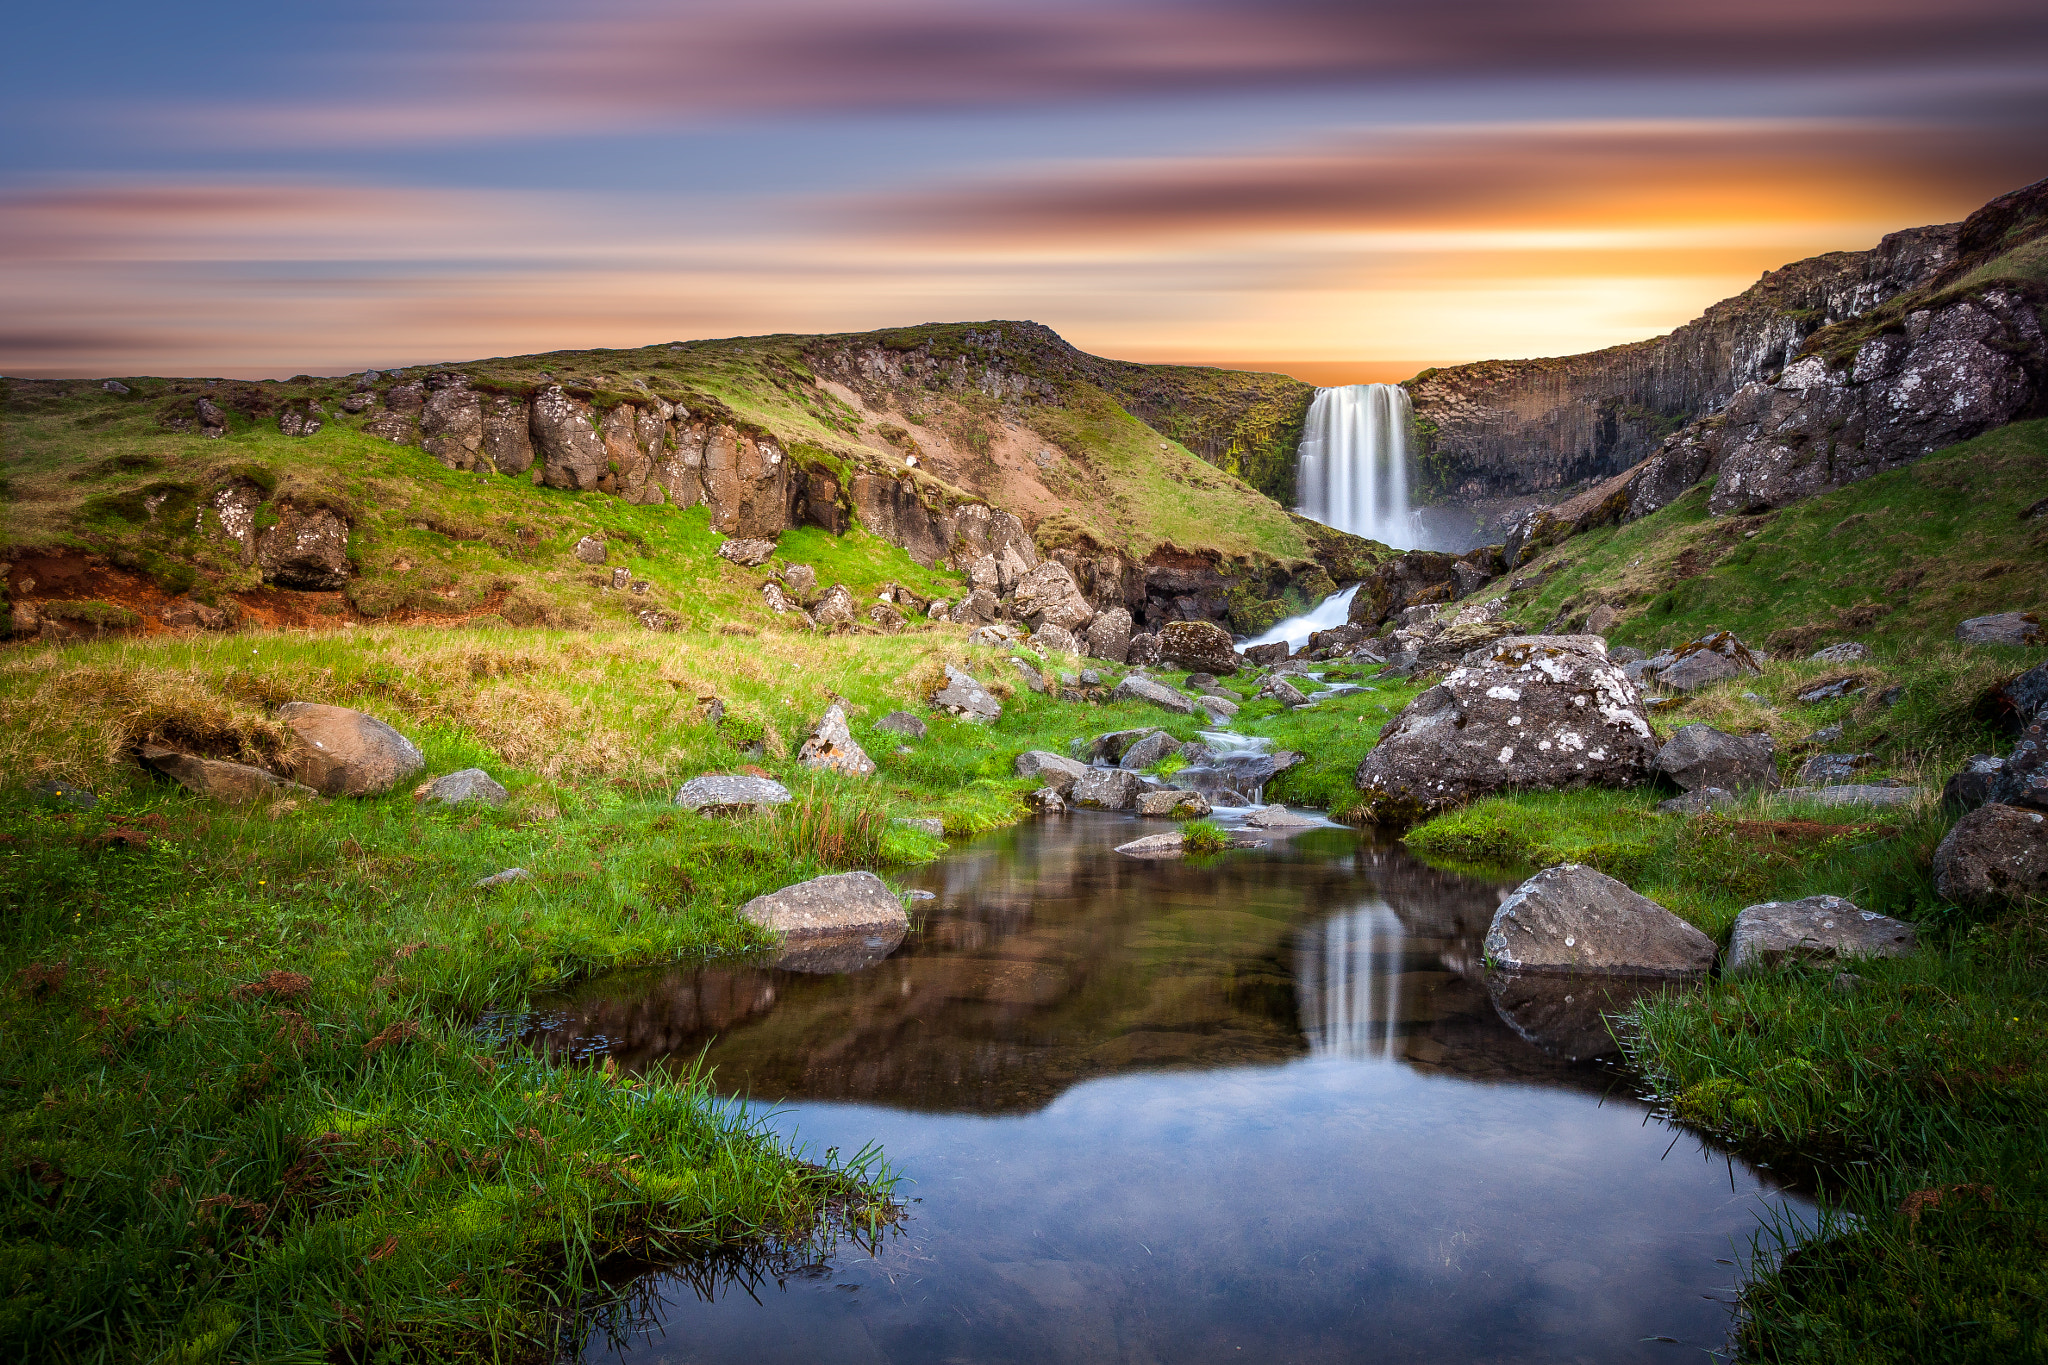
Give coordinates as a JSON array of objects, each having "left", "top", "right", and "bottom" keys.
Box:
[
  {"left": 1991, "top": 706, "right": 2047, "bottom": 811},
  {"left": 716, "top": 537, "right": 777, "bottom": 568},
  {"left": 875, "top": 710, "right": 927, "bottom": 739},
  {"left": 740, "top": 870, "right": 909, "bottom": 942},
  {"left": 1801, "top": 724, "right": 1844, "bottom": 746},
  {"left": 1028, "top": 623, "right": 1078, "bottom": 656},
  {"left": 1259, "top": 676, "right": 1310, "bottom": 706},
  {"left": 1243, "top": 804, "right": 1318, "bottom": 829},
  {"left": 276, "top": 703, "right": 425, "bottom": 798},
  {"left": 1655, "top": 724, "right": 1778, "bottom": 793},
  {"left": 892, "top": 817, "right": 945, "bottom": 837},
  {"left": 1119, "top": 730, "right": 1183, "bottom": 771},
  {"left": 1933, "top": 803, "right": 2048, "bottom": 908},
  {"left": 1989, "top": 664, "right": 2048, "bottom": 731},
  {"left": 797, "top": 704, "right": 875, "bottom": 777},
  {"left": 1956, "top": 611, "right": 2043, "bottom": 647},
  {"left": 811, "top": 584, "right": 858, "bottom": 629},
  {"left": 1942, "top": 755, "right": 2005, "bottom": 810},
  {"left": 1726, "top": 895, "right": 1916, "bottom": 973},
  {"left": 1138, "top": 789, "right": 1211, "bottom": 817},
  {"left": 1089, "top": 728, "right": 1162, "bottom": 764},
  {"left": 1080, "top": 668, "right": 1105, "bottom": 686},
  {"left": 1483, "top": 864, "right": 1715, "bottom": 976},
  {"left": 1009, "top": 658, "right": 1048, "bottom": 695},
  {"left": 1111, "top": 674, "right": 1199, "bottom": 716},
  {"left": 1796, "top": 752, "right": 1876, "bottom": 784},
  {"left": 140, "top": 745, "right": 318, "bottom": 804},
  {"left": 1084, "top": 608, "right": 1133, "bottom": 663},
  {"left": 473, "top": 867, "right": 532, "bottom": 889},
  {"left": 949, "top": 588, "right": 1001, "bottom": 624},
  {"left": 1778, "top": 784, "right": 1923, "bottom": 808},
  {"left": 1158, "top": 620, "right": 1241, "bottom": 676},
  {"left": 967, "top": 623, "right": 1025, "bottom": 649},
  {"left": 1010, "top": 561, "right": 1096, "bottom": 634},
  {"left": 869, "top": 598, "right": 907, "bottom": 629},
  {"left": 673, "top": 773, "right": 792, "bottom": 813},
  {"left": 932, "top": 665, "right": 1002, "bottom": 723},
  {"left": 781, "top": 563, "right": 818, "bottom": 600},
  {"left": 34, "top": 780, "right": 97, "bottom": 810},
  {"left": 572, "top": 535, "right": 608, "bottom": 565},
  {"left": 1115, "top": 831, "right": 1187, "bottom": 859},
  {"left": 761, "top": 581, "right": 810, "bottom": 621},
  {"left": 1658, "top": 649, "right": 1740, "bottom": 693},
  {"left": 1014, "top": 750, "right": 1090, "bottom": 795},
  {"left": 415, "top": 768, "right": 508, "bottom": 807},
  {"left": 1126, "top": 632, "right": 1162, "bottom": 667},
  {"left": 1024, "top": 786, "right": 1067, "bottom": 815},
  {"left": 1072, "top": 767, "right": 1143, "bottom": 811},
  {"left": 1810, "top": 642, "right": 1870, "bottom": 663},
  {"left": 1197, "top": 694, "right": 1240, "bottom": 721},
  {"left": 257, "top": 504, "right": 351, "bottom": 590},
  {"left": 1656, "top": 787, "right": 1740, "bottom": 815},
  {"left": 1796, "top": 677, "right": 1866, "bottom": 704}
]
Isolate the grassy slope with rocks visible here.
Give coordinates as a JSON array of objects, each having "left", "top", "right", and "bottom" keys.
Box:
[{"left": 1400, "top": 421, "right": 2048, "bottom": 1362}]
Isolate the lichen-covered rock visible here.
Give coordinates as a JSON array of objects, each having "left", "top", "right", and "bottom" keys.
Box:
[
  {"left": 811, "top": 584, "right": 857, "bottom": 629},
  {"left": 1137, "top": 789, "right": 1211, "bottom": 817},
  {"left": 1933, "top": 803, "right": 2048, "bottom": 908},
  {"left": 740, "top": 870, "right": 908, "bottom": 940},
  {"left": 717, "top": 537, "right": 777, "bottom": 568},
  {"left": 1243, "top": 804, "right": 1317, "bottom": 828},
  {"left": 1009, "top": 658, "right": 1048, "bottom": 694},
  {"left": 1779, "top": 784, "right": 1925, "bottom": 808},
  {"left": 869, "top": 602, "right": 908, "bottom": 630},
  {"left": 530, "top": 386, "right": 609, "bottom": 490},
  {"left": 481, "top": 394, "right": 534, "bottom": 474},
  {"left": 415, "top": 768, "right": 509, "bottom": 807},
  {"left": 1028, "top": 623, "right": 1077, "bottom": 655},
  {"left": 1126, "top": 632, "right": 1162, "bottom": 667},
  {"left": 1725, "top": 895, "right": 1916, "bottom": 973},
  {"left": 255, "top": 504, "right": 350, "bottom": 590},
  {"left": 1656, "top": 787, "right": 1739, "bottom": 814},
  {"left": 1084, "top": 608, "right": 1133, "bottom": 663},
  {"left": 1010, "top": 561, "right": 1095, "bottom": 634},
  {"left": 1483, "top": 864, "right": 1715, "bottom": 976},
  {"left": 949, "top": 589, "right": 1001, "bottom": 624},
  {"left": 1111, "top": 674, "right": 1199, "bottom": 716},
  {"left": 1810, "top": 642, "right": 1870, "bottom": 663},
  {"left": 139, "top": 745, "right": 317, "bottom": 804},
  {"left": 1157, "top": 620, "right": 1240, "bottom": 675},
  {"left": 1655, "top": 724, "right": 1778, "bottom": 793},
  {"left": 573, "top": 535, "right": 607, "bottom": 565},
  {"left": 421, "top": 382, "right": 484, "bottom": 471},
  {"left": 673, "top": 774, "right": 792, "bottom": 813},
  {"left": 1242, "top": 640, "right": 1290, "bottom": 666},
  {"left": 1258, "top": 676, "right": 1309, "bottom": 706},
  {"left": 932, "top": 664, "right": 1001, "bottom": 722},
  {"left": 1072, "top": 767, "right": 1143, "bottom": 811},
  {"left": 1797, "top": 753, "right": 1876, "bottom": 784},
  {"left": 761, "top": 581, "right": 811, "bottom": 622},
  {"left": 1943, "top": 754, "right": 2006, "bottom": 810},
  {"left": 781, "top": 564, "right": 819, "bottom": 600},
  {"left": 276, "top": 703, "right": 426, "bottom": 797},
  {"left": 1015, "top": 750, "right": 1090, "bottom": 795},
  {"left": 1990, "top": 705, "right": 2047, "bottom": 810},
  {"left": 797, "top": 703, "right": 875, "bottom": 777},
  {"left": 1024, "top": 786, "right": 1067, "bottom": 815},
  {"left": 1957, "top": 611, "right": 2043, "bottom": 647},
  {"left": 1354, "top": 636, "right": 1658, "bottom": 820}
]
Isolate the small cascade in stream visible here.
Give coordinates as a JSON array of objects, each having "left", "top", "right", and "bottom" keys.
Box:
[
  {"left": 1294, "top": 384, "right": 1414, "bottom": 548},
  {"left": 1241, "top": 583, "right": 1360, "bottom": 652}
]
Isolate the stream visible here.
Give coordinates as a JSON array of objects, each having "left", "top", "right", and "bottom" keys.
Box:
[{"left": 520, "top": 811, "right": 1812, "bottom": 1364}]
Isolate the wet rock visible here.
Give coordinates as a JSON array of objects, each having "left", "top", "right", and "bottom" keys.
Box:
[
  {"left": 1072, "top": 767, "right": 1143, "bottom": 811},
  {"left": 1956, "top": 612, "right": 2042, "bottom": 646},
  {"left": 1656, "top": 787, "right": 1740, "bottom": 814},
  {"left": 1083, "top": 608, "right": 1133, "bottom": 663},
  {"left": 673, "top": 774, "right": 792, "bottom": 813},
  {"left": 717, "top": 537, "right": 777, "bottom": 568},
  {"left": 1486, "top": 972, "right": 1674, "bottom": 1061},
  {"left": 1015, "top": 750, "right": 1090, "bottom": 794},
  {"left": 876, "top": 710, "right": 927, "bottom": 739},
  {"left": 276, "top": 703, "right": 425, "bottom": 797},
  {"left": 1115, "top": 832, "right": 1188, "bottom": 859},
  {"left": 932, "top": 665, "right": 1001, "bottom": 723},
  {"left": 1138, "top": 789, "right": 1211, "bottom": 817},
  {"left": 140, "top": 745, "right": 317, "bottom": 804},
  {"left": 1244, "top": 804, "right": 1318, "bottom": 829},
  {"left": 1127, "top": 632, "right": 1162, "bottom": 667},
  {"left": 1810, "top": 642, "right": 1870, "bottom": 663},
  {"left": 740, "top": 870, "right": 909, "bottom": 942},
  {"left": 1778, "top": 784, "right": 1924, "bottom": 808},
  {"left": 771, "top": 924, "right": 909, "bottom": 975},
  {"left": 1483, "top": 864, "right": 1715, "bottom": 976},
  {"left": 256, "top": 504, "right": 350, "bottom": 590},
  {"left": 812, "top": 584, "right": 858, "bottom": 629},
  {"left": 797, "top": 704, "right": 875, "bottom": 777},
  {"left": 1028, "top": 623, "right": 1078, "bottom": 655},
  {"left": 414, "top": 768, "right": 508, "bottom": 807},
  {"left": 1726, "top": 895, "right": 1917, "bottom": 973},
  {"left": 1354, "top": 635, "right": 1658, "bottom": 821},
  {"left": 1024, "top": 786, "right": 1067, "bottom": 815},
  {"left": 531, "top": 387, "right": 609, "bottom": 490},
  {"left": 1943, "top": 755, "right": 2006, "bottom": 810},
  {"left": 1112, "top": 674, "right": 1199, "bottom": 716},
  {"left": 1655, "top": 724, "right": 1778, "bottom": 793},
  {"left": 1243, "top": 640, "right": 1290, "bottom": 666},
  {"left": 1933, "top": 803, "right": 2048, "bottom": 908},
  {"left": 1158, "top": 620, "right": 1240, "bottom": 675},
  {"left": 573, "top": 535, "right": 608, "bottom": 565},
  {"left": 473, "top": 867, "right": 532, "bottom": 889},
  {"left": 1797, "top": 753, "right": 1876, "bottom": 784}
]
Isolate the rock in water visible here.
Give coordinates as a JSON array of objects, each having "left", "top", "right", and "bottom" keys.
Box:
[
  {"left": 1157, "top": 620, "right": 1240, "bottom": 675},
  {"left": 1115, "top": 832, "right": 1186, "bottom": 859},
  {"left": 1014, "top": 750, "right": 1090, "bottom": 795},
  {"left": 1119, "top": 730, "right": 1183, "bottom": 770},
  {"left": 1655, "top": 724, "right": 1778, "bottom": 792},
  {"left": 1725, "top": 895, "right": 1916, "bottom": 973},
  {"left": 1243, "top": 804, "right": 1317, "bottom": 828},
  {"left": 276, "top": 703, "right": 425, "bottom": 797},
  {"left": 415, "top": 768, "right": 509, "bottom": 807},
  {"left": 875, "top": 710, "right": 927, "bottom": 739},
  {"left": 740, "top": 870, "right": 909, "bottom": 940},
  {"left": 1353, "top": 635, "right": 1657, "bottom": 821},
  {"left": 1024, "top": 787, "right": 1067, "bottom": 814},
  {"left": 716, "top": 537, "right": 777, "bottom": 567},
  {"left": 1137, "top": 789, "right": 1211, "bottom": 817},
  {"left": 1483, "top": 864, "right": 1716, "bottom": 976},
  {"left": 932, "top": 665, "right": 1002, "bottom": 722},
  {"left": 673, "top": 774, "right": 792, "bottom": 813},
  {"left": 1072, "top": 768, "right": 1143, "bottom": 811},
  {"left": 1111, "top": 674, "right": 1199, "bottom": 716},
  {"left": 1933, "top": 803, "right": 2048, "bottom": 908},
  {"left": 140, "top": 745, "right": 319, "bottom": 804},
  {"left": 797, "top": 704, "right": 875, "bottom": 776}
]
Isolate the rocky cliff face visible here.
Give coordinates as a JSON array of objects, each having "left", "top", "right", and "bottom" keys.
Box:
[{"left": 1409, "top": 224, "right": 1962, "bottom": 499}]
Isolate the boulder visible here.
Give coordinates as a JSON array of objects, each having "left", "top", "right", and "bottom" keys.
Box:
[
  {"left": 1810, "top": 642, "right": 1870, "bottom": 663},
  {"left": 1138, "top": 789, "right": 1211, "bottom": 817},
  {"left": 1028, "top": 623, "right": 1078, "bottom": 655},
  {"left": 1083, "top": 608, "right": 1133, "bottom": 663},
  {"left": 1009, "top": 658, "right": 1048, "bottom": 694},
  {"left": 949, "top": 589, "right": 1001, "bottom": 624},
  {"left": 1015, "top": 750, "right": 1090, "bottom": 794},
  {"left": 1243, "top": 640, "right": 1290, "bottom": 666},
  {"left": 1010, "top": 562, "right": 1095, "bottom": 634},
  {"left": 1127, "top": 632, "right": 1162, "bottom": 667},
  {"left": 276, "top": 703, "right": 425, "bottom": 797},
  {"left": 256, "top": 505, "right": 350, "bottom": 590},
  {"left": 717, "top": 537, "right": 777, "bottom": 568},
  {"left": 1486, "top": 972, "right": 1674, "bottom": 1061},
  {"left": 1990, "top": 707, "right": 2048, "bottom": 811},
  {"left": 932, "top": 665, "right": 1002, "bottom": 722},
  {"left": 1932, "top": 803, "right": 2048, "bottom": 908},
  {"left": 1482, "top": 864, "right": 1716, "bottom": 976},
  {"left": 414, "top": 768, "right": 508, "bottom": 807},
  {"left": 761, "top": 582, "right": 811, "bottom": 621},
  {"left": 1115, "top": 832, "right": 1188, "bottom": 859},
  {"left": 876, "top": 710, "right": 927, "bottom": 739},
  {"left": 1725, "top": 895, "right": 1917, "bottom": 973},
  {"left": 1197, "top": 694, "right": 1240, "bottom": 721},
  {"left": 1119, "top": 730, "right": 1183, "bottom": 770},
  {"left": 1943, "top": 755, "right": 2006, "bottom": 810},
  {"left": 782, "top": 564, "right": 819, "bottom": 599},
  {"left": 139, "top": 745, "right": 317, "bottom": 804},
  {"left": 1655, "top": 724, "right": 1778, "bottom": 793},
  {"left": 1243, "top": 804, "right": 1317, "bottom": 828},
  {"left": 1956, "top": 612, "right": 2043, "bottom": 646},
  {"left": 673, "top": 774, "right": 792, "bottom": 813},
  {"left": 1797, "top": 753, "right": 1876, "bottom": 784},
  {"left": 1090, "top": 728, "right": 1163, "bottom": 763},
  {"left": 1111, "top": 674, "right": 1199, "bottom": 716},
  {"left": 1158, "top": 620, "right": 1240, "bottom": 675},
  {"left": 1072, "top": 767, "right": 1143, "bottom": 811},
  {"left": 1024, "top": 787, "right": 1067, "bottom": 815},
  {"left": 968, "top": 623, "right": 1025, "bottom": 648},
  {"left": 739, "top": 870, "right": 909, "bottom": 941},
  {"left": 1353, "top": 636, "right": 1658, "bottom": 820},
  {"left": 812, "top": 584, "right": 858, "bottom": 629},
  {"left": 771, "top": 925, "right": 908, "bottom": 975},
  {"left": 1658, "top": 650, "right": 1739, "bottom": 693},
  {"left": 797, "top": 703, "right": 875, "bottom": 777},
  {"left": 531, "top": 387, "right": 610, "bottom": 490},
  {"left": 573, "top": 535, "right": 608, "bottom": 565},
  {"left": 1987, "top": 664, "right": 2048, "bottom": 733},
  {"left": 1258, "top": 676, "right": 1309, "bottom": 707}
]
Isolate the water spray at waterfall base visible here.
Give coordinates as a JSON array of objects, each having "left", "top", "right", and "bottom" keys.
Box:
[{"left": 1295, "top": 383, "right": 1415, "bottom": 548}]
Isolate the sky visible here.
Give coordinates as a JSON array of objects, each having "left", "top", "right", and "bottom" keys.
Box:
[{"left": 2, "top": 0, "right": 2043, "bottom": 381}]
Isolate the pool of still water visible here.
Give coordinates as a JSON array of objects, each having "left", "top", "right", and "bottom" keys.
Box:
[{"left": 521, "top": 811, "right": 1811, "bottom": 1365}]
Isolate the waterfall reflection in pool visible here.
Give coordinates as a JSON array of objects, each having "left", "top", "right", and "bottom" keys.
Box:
[{"left": 520, "top": 811, "right": 1808, "bottom": 1364}]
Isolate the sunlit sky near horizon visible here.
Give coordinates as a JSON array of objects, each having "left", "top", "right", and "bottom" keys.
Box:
[{"left": 2, "top": 0, "right": 2043, "bottom": 381}]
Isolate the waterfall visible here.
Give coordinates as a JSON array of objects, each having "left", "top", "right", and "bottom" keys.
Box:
[{"left": 1295, "top": 384, "right": 1414, "bottom": 548}]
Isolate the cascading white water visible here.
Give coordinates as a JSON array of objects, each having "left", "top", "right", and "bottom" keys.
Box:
[{"left": 1294, "top": 383, "right": 1413, "bottom": 548}]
